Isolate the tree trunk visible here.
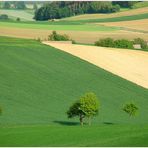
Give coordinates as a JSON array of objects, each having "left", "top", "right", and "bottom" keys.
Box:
[
  {"left": 80, "top": 115, "right": 84, "bottom": 126},
  {"left": 88, "top": 116, "right": 91, "bottom": 126}
]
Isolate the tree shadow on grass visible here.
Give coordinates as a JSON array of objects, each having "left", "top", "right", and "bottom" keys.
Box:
[
  {"left": 53, "top": 120, "right": 80, "bottom": 126},
  {"left": 103, "top": 122, "right": 114, "bottom": 125}
]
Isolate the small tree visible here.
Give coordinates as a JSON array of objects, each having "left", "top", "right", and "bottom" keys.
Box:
[
  {"left": 67, "top": 92, "right": 99, "bottom": 126},
  {"left": 123, "top": 103, "right": 138, "bottom": 117},
  {"left": 16, "top": 17, "right": 20, "bottom": 21}
]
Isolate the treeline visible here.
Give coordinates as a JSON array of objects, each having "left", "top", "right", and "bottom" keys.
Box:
[
  {"left": 112, "top": 1, "right": 138, "bottom": 8},
  {"left": 1, "top": 1, "right": 26, "bottom": 9},
  {"left": 95, "top": 38, "right": 148, "bottom": 50},
  {"left": 0, "top": 1, "right": 41, "bottom": 10},
  {"left": 34, "top": 1, "right": 120, "bottom": 20}
]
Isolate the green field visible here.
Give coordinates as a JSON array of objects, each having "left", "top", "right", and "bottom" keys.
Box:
[
  {"left": 0, "top": 9, "right": 34, "bottom": 21},
  {"left": 0, "top": 36, "right": 148, "bottom": 146},
  {"left": 0, "top": 124, "right": 148, "bottom": 146},
  {"left": 0, "top": 21, "right": 118, "bottom": 31}
]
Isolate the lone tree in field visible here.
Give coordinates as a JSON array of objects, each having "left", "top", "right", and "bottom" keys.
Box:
[
  {"left": 123, "top": 103, "right": 138, "bottom": 117},
  {"left": 67, "top": 92, "right": 99, "bottom": 126}
]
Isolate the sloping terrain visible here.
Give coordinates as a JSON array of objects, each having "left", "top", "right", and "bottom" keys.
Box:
[
  {"left": 0, "top": 36, "right": 148, "bottom": 125},
  {"left": 43, "top": 42, "right": 148, "bottom": 89},
  {"left": 0, "top": 36, "right": 148, "bottom": 146},
  {"left": 0, "top": 9, "right": 34, "bottom": 21}
]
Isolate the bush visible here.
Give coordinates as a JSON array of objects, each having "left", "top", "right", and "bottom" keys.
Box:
[
  {"left": 114, "top": 39, "right": 134, "bottom": 49},
  {"left": 0, "top": 14, "right": 8, "bottom": 20},
  {"left": 48, "top": 31, "right": 71, "bottom": 41},
  {"left": 133, "top": 38, "right": 148, "bottom": 49},
  {"left": 95, "top": 38, "right": 114, "bottom": 47},
  {"left": 16, "top": 17, "right": 20, "bottom": 21},
  {"left": 95, "top": 38, "right": 134, "bottom": 49}
]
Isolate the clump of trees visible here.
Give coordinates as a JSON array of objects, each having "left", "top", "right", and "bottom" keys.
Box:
[
  {"left": 112, "top": 1, "right": 138, "bottom": 8},
  {"left": 3, "top": 2, "right": 11, "bottom": 9},
  {"left": 48, "top": 31, "right": 76, "bottom": 43},
  {"left": 133, "top": 38, "right": 148, "bottom": 49},
  {"left": 14, "top": 2, "right": 26, "bottom": 9},
  {"left": 48, "top": 31, "right": 70, "bottom": 41},
  {"left": 67, "top": 92, "right": 99, "bottom": 126},
  {"left": 95, "top": 38, "right": 148, "bottom": 50},
  {"left": 95, "top": 38, "right": 134, "bottom": 49},
  {"left": 123, "top": 103, "right": 138, "bottom": 117},
  {"left": 1, "top": 1, "right": 26, "bottom": 9},
  {"left": 34, "top": 2, "right": 120, "bottom": 20},
  {"left": 0, "top": 14, "right": 8, "bottom": 20}
]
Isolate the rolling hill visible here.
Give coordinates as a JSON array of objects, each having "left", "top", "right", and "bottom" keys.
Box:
[
  {"left": 0, "top": 9, "right": 34, "bottom": 21},
  {"left": 0, "top": 36, "right": 148, "bottom": 146}
]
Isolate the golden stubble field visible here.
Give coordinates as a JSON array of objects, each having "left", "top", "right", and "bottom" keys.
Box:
[
  {"left": 98, "top": 19, "right": 148, "bottom": 32},
  {"left": 0, "top": 26, "right": 148, "bottom": 44},
  {"left": 43, "top": 41, "right": 148, "bottom": 89}
]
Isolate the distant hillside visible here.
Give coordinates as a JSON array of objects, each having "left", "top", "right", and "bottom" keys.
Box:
[
  {"left": 34, "top": 1, "right": 121, "bottom": 20},
  {"left": 0, "top": 9, "right": 34, "bottom": 21}
]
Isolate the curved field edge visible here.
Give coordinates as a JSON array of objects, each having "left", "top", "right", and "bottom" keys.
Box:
[{"left": 0, "top": 124, "right": 148, "bottom": 146}]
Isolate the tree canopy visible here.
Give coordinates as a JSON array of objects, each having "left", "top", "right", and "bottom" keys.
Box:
[
  {"left": 34, "top": 2, "right": 120, "bottom": 20},
  {"left": 67, "top": 92, "right": 99, "bottom": 125},
  {"left": 123, "top": 103, "right": 138, "bottom": 117}
]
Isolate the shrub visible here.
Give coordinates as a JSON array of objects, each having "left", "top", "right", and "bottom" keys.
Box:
[
  {"left": 114, "top": 39, "right": 134, "bottom": 49},
  {"left": 16, "top": 17, "right": 20, "bottom": 21},
  {"left": 95, "top": 38, "right": 114, "bottom": 47},
  {"left": 72, "top": 40, "right": 76, "bottom": 44},
  {"left": 95, "top": 38, "right": 134, "bottom": 49},
  {"left": 0, "top": 14, "right": 8, "bottom": 20},
  {"left": 133, "top": 38, "right": 148, "bottom": 49},
  {"left": 48, "top": 31, "right": 70, "bottom": 41},
  {"left": 123, "top": 103, "right": 138, "bottom": 117}
]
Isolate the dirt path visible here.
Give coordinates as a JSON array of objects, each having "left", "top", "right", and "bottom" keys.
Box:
[{"left": 43, "top": 41, "right": 148, "bottom": 89}]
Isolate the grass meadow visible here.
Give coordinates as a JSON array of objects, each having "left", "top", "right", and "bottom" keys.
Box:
[
  {"left": 0, "top": 21, "right": 118, "bottom": 31},
  {"left": 0, "top": 36, "right": 148, "bottom": 146}
]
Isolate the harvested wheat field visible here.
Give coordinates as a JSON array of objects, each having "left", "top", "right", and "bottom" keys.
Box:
[
  {"left": 1, "top": 26, "right": 148, "bottom": 43},
  {"left": 99, "top": 19, "right": 148, "bottom": 32},
  {"left": 43, "top": 41, "right": 148, "bottom": 89},
  {"left": 62, "top": 7, "right": 148, "bottom": 21}
]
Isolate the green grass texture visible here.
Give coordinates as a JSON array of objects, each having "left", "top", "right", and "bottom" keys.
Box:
[
  {"left": 0, "top": 36, "right": 148, "bottom": 146},
  {"left": 0, "top": 21, "right": 118, "bottom": 31},
  {"left": 0, "top": 124, "right": 148, "bottom": 146}
]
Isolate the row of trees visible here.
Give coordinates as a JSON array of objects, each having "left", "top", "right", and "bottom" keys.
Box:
[
  {"left": 95, "top": 38, "right": 148, "bottom": 50},
  {"left": 67, "top": 92, "right": 138, "bottom": 126},
  {"left": 112, "top": 1, "right": 138, "bottom": 8},
  {"left": 34, "top": 2, "right": 120, "bottom": 20},
  {"left": 2, "top": 1, "right": 26, "bottom": 9},
  {"left": 1, "top": 1, "right": 38, "bottom": 10}
]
